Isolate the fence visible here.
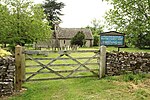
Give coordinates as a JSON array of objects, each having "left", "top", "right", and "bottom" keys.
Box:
[
  {"left": 14, "top": 45, "right": 106, "bottom": 91},
  {"left": 4, "top": 45, "right": 150, "bottom": 93}
]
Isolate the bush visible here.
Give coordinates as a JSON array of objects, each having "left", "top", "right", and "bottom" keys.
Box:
[
  {"left": 0, "top": 48, "right": 12, "bottom": 57},
  {"left": 93, "top": 35, "right": 99, "bottom": 46},
  {"left": 70, "top": 31, "right": 86, "bottom": 47}
]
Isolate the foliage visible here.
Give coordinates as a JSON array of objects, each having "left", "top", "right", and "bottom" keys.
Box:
[
  {"left": 42, "top": 0, "right": 65, "bottom": 29},
  {"left": 0, "top": 3, "right": 12, "bottom": 45},
  {"left": 93, "top": 35, "right": 99, "bottom": 46},
  {"left": 86, "top": 19, "right": 103, "bottom": 46},
  {"left": 0, "top": 0, "right": 51, "bottom": 47},
  {"left": 104, "top": 0, "right": 150, "bottom": 48},
  {"left": 86, "top": 19, "right": 104, "bottom": 35},
  {"left": 0, "top": 48, "right": 12, "bottom": 57},
  {"left": 70, "top": 31, "right": 86, "bottom": 47}
]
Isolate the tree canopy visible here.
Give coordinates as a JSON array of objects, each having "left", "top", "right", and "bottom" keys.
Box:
[
  {"left": 104, "top": 0, "right": 150, "bottom": 48},
  {"left": 0, "top": 3, "right": 12, "bottom": 44},
  {"left": 0, "top": 0, "right": 51, "bottom": 46},
  {"left": 86, "top": 19, "right": 104, "bottom": 46},
  {"left": 86, "top": 19, "right": 104, "bottom": 35},
  {"left": 42, "top": 0, "right": 65, "bottom": 29}
]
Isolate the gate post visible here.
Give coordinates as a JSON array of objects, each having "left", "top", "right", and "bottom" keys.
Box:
[
  {"left": 99, "top": 46, "right": 106, "bottom": 78},
  {"left": 21, "top": 47, "right": 26, "bottom": 82},
  {"left": 15, "top": 45, "right": 23, "bottom": 91}
]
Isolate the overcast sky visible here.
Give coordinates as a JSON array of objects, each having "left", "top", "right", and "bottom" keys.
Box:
[{"left": 34, "top": 0, "right": 111, "bottom": 29}]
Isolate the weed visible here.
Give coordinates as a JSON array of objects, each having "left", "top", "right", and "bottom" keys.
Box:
[{"left": 123, "top": 73, "right": 146, "bottom": 84}]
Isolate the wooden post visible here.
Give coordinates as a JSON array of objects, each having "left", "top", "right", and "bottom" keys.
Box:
[
  {"left": 99, "top": 46, "right": 106, "bottom": 78},
  {"left": 15, "top": 45, "right": 23, "bottom": 91},
  {"left": 21, "top": 47, "right": 26, "bottom": 82},
  {"left": 118, "top": 47, "right": 120, "bottom": 52}
]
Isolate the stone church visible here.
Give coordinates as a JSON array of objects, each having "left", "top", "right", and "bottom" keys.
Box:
[{"left": 36, "top": 27, "right": 93, "bottom": 48}]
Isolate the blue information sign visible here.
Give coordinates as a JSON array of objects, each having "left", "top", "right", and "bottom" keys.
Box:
[{"left": 100, "top": 35, "right": 124, "bottom": 46}]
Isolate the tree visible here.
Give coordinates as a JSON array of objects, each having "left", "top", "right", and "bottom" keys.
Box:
[
  {"left": 0, "top": 0, "right": 51, "bottom": 47},
  {"left": 93, "top": 35, "right": 99, "bottom": 46},
  {"left": 86, "top": 19, "right": 103, "bottom": 46},
  {"left": 42, "top": 0, "right": 65, "bottom": 29},
  {"left": 0, "top": 3, "right": 12, "bottom": 47},
  {"left": 87, "top": 19, "right": 104, "bottom": 35},
  {"left": 71, "top": 31, "right": 86, "bottom": 47},
  {"left": 104, "top": 0, "right": 150, "bottom": 48}
]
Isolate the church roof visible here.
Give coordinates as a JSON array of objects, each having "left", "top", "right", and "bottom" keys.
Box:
[{"left": 55, "top": 28, "right": 93, "bottom": 40}]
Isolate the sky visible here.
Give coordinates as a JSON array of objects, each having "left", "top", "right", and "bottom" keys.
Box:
[{"left": 34, "top": 0, "right": 112, "bottom": 29}]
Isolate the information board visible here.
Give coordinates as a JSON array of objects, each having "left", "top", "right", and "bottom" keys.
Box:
[{"left": 100, "top": 35, "right": 124, "bottom": 46}]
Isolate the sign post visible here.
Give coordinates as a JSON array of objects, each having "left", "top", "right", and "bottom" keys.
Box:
[{"left": 100, "top": 31, "right": 125, "bottom": 51}]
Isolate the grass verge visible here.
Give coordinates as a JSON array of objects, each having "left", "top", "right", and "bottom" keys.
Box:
[{"left": 6, "top": 74, "right": 150, "bottom": 100}]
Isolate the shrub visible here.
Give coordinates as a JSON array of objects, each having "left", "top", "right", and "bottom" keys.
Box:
[
  {"left": 93, "top": 35, "right": 99, "bottom": 46},
  {"left": 0, "top": 48, "right": 12, "bottom": 57}
]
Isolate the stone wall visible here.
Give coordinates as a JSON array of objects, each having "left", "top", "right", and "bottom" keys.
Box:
[
  {"left": 0, "top": 57, "right": 15, "bottom": 97},
  {"left": 106, "top": 51, "right": 150, "bottom": 75}
]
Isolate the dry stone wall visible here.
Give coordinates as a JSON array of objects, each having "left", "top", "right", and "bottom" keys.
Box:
[
  {"left": 0, "top": 57, "right": 15, "bottom": 97},
  {"left": 106, "top": 51, "right": 150, "bottom": 75}
]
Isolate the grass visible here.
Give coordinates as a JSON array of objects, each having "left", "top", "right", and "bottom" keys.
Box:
[
  {"left": 7, "top": 74, "right": 150, "bottom": 100},
  {"left": 81, "top": 46, "right": 150, "bottom": 52},
  {"left": 25, "top": 51, "right": 99, "bottom": 80},
  {"left": 3, "top": 47, "right": 150, "bottom": 100}
]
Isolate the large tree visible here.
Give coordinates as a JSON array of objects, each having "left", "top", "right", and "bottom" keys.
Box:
[
  {"left": 104, "top": 0, "right": 150, "bottom": 48},
  {"left": 86, "top": 19, "right": 104, "bottom": 46},
  {"left": 86, "top": 19, "right": 104, "bottom": 35},
  {"left": 0, "top": 0, "right": 51, "bottom": 47},
  {"left": 42, "top": 0, "right": 65, "bottom": 29},
  {"left": 0, "top": 3, "right": 12, "bottom": 46}
]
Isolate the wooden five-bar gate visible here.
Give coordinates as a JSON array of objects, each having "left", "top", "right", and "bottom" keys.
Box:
[{"left": 15, "top": 46, "right": 106, "bottom": 91}]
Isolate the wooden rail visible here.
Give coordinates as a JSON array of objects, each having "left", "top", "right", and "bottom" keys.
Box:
[
  {"left": 26, "top": 63, "right": 99, "bottom": 68},
  {"left": 24, "top": 50, "right": 99, "bottom": 55}
]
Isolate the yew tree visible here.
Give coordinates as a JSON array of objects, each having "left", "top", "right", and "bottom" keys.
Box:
[{"left": 42, "top": 0, "right": 65, "bottom": 29}]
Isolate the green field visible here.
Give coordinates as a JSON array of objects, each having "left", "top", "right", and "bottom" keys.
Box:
[{"left": 3, "top": 47, "right": 150, "bottom": 100}]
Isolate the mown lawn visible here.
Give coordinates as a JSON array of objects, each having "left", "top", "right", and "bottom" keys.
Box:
[
  {"left": 80, "top": 46, "right": 150, "bottom": 53},
  {"left": 4, "top": 47, "right": 150, "bottom": 100}
]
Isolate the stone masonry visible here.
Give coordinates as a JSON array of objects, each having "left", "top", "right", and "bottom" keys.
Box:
[
  {"left": 106, "top": 51, "right": 150, "bottom": 75},
  {"left": 0, "top": 57, "right": 15, "bottom": 96}
]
